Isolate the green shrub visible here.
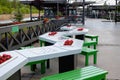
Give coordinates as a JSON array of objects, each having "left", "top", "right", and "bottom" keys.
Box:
[
  {"left": 0, "top": 6, "right": 2, "bottom": 14},
  {"left": 0, "top": 9, "right": 2, "bottom": 14},
  {"left": 1, "top": 7, "right": 10, "bottom": 14},
  {"left": 20, "top": 7, "right": 30, "bottom": 14},
  {"left": 12, "top": 9, "right": 23, "bottom": 22},
  {"left": 0, "top": 0, "right": 39, "bottom": 14},
  {"left": 32, "top": 9, "right": 39, "bottom": 13}
]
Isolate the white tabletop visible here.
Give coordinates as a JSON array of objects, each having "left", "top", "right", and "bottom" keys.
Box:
[
  {"left": 54, "top": 38, "right": 83, "bottom": 50},
  {"left": 54, "top": 38, "right": 83, "bottom": 51},
  {"left": 64, "top": 28, "right": 88, "bottom": 36},
  {"left": 60, "top": 25, "right": 76, "bottom": 31},
  {"left": 15, "top": 46, "right": 79, "bottom": 62},
  {"left": 39, "top": 32, "right": 69, "bottom": 44},
  {"left": 15, "top": 38, "right": 83, "bottom": 63},
  {"left": 0, "top": 51, "right": 28, "bottom": 80},
  {"left": 39, "top": 32, "right": 84, "bottom": 54}
]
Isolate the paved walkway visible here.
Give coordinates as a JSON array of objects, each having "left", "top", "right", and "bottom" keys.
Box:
[
  {"left": 21, "top": 18, "right": 120, "bottom": 80},
  {"left": 81, "top": 18, "right": 120, "bottom": 80}
]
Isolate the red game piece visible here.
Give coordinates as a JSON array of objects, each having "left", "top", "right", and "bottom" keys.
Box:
[
  {"left": 77, "top": 28, "right": 84, "bottom": 31},
  {"left": 64, "top": 40, "right": 73, "bottom": 46},
  {"left": 48, "top": 32, "right": 57, "bottom": 36}
]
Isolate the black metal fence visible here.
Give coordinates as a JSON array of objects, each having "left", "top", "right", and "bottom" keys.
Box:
[{"left": 0, "top": 19, "right": 68, "bottom": 52}]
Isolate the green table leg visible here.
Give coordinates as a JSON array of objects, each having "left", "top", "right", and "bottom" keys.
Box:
[
  {"left": 94, "top": 53, "right": 97, "bottom": 64},
  {"left": 30, "top": 65, "right": 36, "bottom": 71},
  {"left": 39, "top": 40, "right": 44, "bottom": 47},
  {"left": 85, "top": 55, "right": 89, "bottom": 66},
  {"left": 41, "top": 60, "right": 46, "bottom": 74}
]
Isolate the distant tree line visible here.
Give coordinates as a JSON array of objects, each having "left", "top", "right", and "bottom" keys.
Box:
[{"left": 0, "top": 0, "right": 39, "bottom": 14}]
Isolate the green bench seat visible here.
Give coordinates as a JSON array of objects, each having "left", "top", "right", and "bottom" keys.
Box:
[
  {"left": 85, "top": 34, "right": 99, "bottom": 44},
  {"left": 83, "top": 40, "right": 97, "bottom": 49},
  {"left": 41, "top": 66, "right": 108, "bottom": 80},
  {"left": 81, "top": 47, "right": 98, "bottom": 66},
  {"left": 25, "top": 60, "right": 46, "bottom": 74}
]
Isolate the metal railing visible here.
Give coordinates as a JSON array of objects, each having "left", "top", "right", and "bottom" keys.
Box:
[{"left": 0, "top": 19, "right": 68, "bottom": 52}]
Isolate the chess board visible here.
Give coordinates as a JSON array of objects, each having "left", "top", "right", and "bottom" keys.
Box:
[
  {"left": 15, "top": 46, "right": 69, "bottom": 62},
  {"left": 0, "top": 51, "right": 27, "bottom": 80},
  {"left": 28, "top": 47, "right": 56, "bottom": 55},
  {"left": 0, "top": 53, "right": 18, "bottom": 68}
]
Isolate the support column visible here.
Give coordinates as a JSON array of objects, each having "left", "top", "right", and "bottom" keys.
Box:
[
  {"left": 82, "top": 0, "right": 85, "bottom": 25},
  {"left": 59, "top": 55, "right": 74, "bottom": 73},
  {"left": 39, "top": 10, "right": 41, "bottom": 20},
  {"left": 57, "top": 1, "right": 59, "bottom": 15},
  {"left": 7, "top": 70, "right": 21, "bottom": 80},
  {"left": 115, "top": 0, "right": 117, "bottom": 23},
  {"left": 30, "top": 4, "right": 32, "bottom": 21}
]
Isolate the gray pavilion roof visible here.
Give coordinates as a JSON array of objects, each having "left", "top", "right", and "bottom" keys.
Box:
[{"left": 20, "top": 0, "right": 95, "bottom": 10}]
